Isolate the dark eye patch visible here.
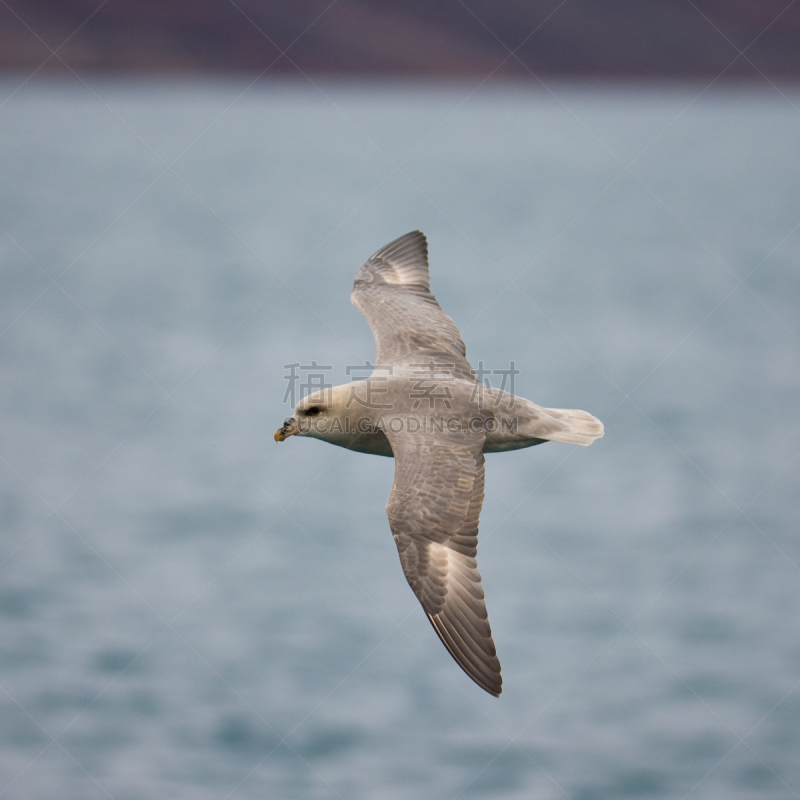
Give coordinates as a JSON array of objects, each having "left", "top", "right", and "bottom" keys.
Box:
[{"left": 305, "top": 406, "right": 322, "bottom": 417}]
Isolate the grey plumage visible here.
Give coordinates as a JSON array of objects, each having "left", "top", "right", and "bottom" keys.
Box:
[
  {"left": 385, "top": 425, "right": 501, "bottom": 696},
  {"left": 351, "top": 231, "right": 475, "bottom": 382},
  {"left": 277, "top": 231, "right": 603, "bottom": 696}
]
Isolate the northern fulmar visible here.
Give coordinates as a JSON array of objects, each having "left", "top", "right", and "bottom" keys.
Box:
[{"left": 275, "top": 231, "right": 603, "bottom": 696}]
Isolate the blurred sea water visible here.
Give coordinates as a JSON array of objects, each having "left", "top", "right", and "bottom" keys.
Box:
[{"left": 0, "top": 78, "right": 799, "bottom": 800}]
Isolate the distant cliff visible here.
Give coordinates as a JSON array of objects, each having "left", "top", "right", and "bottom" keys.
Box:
[{"left": 2, "top": 0, "right": 799, "bottom": 78}]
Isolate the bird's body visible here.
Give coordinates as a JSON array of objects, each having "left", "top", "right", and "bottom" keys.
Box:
[
  {"left": 275, "top": 232, "right": 603, "bottom": 696},
  {"left": 291, "top": 379, "right": 599, "bottom": 456}
]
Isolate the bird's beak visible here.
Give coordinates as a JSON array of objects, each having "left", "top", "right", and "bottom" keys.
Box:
[{"left": 274, "top": 417, "right": 297, "bottom": 443}]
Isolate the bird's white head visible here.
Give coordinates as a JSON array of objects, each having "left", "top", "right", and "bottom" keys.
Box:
[{"left": 274, "top": 384, "right": 359, "bottom": 443}]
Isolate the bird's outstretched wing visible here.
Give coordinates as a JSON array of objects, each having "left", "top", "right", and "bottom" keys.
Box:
[
  {"left": 382, "top": 423, "right": 502, "bottom": 696},
  {"left": 351, "top": 231, "right": 476, "bottom": 382}
]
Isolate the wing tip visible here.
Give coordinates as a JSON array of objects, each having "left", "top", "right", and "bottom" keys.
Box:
[
  {"left": 427, "top": 612, "right": 503, "bottom": 697},
  {"left": 355, "top": 231, "right": 430, "bottom": 290}
]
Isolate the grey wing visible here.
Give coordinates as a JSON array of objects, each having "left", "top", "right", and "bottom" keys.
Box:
[
  {"left": 383, "top": 424, "right": 502, "bottom": 696},
  {"left": 351, "top": 231, "right": 476, "bottom": 382}
]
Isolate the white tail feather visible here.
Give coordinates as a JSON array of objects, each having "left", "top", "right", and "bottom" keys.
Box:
[{"left": 539, "top": 407, "right": 604, "bottom": 446}]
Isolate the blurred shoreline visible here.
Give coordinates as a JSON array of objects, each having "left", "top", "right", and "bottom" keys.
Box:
[
  {"left": 3, "top": 71, "right": 800, "bottom": 90},
  {"left": 2, "top": 0, "right": 799, "bottom": 79}
]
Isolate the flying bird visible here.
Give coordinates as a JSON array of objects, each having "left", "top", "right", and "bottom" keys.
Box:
[{"left": 275, "top": 231, "right": 603, "bottom": 696}]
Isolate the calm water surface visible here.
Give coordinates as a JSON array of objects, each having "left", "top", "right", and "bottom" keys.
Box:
[{"left": 1, "top": 79, "right": 799, "bottom": 799}]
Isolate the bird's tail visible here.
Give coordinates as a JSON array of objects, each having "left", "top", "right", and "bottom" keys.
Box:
[{"left": 537, "top": 406, "right": 605, "bottom": 446}]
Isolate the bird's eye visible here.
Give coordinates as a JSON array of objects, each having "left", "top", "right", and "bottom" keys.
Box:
[{"left": 305, "top": 406, "right": 322, "bottom": 417}]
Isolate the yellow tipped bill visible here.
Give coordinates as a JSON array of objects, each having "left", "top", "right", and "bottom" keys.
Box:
[{"left": 275, "top": 417, "right": 297, "bottom": 442}]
